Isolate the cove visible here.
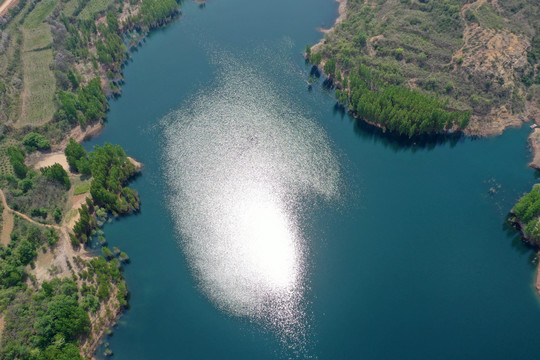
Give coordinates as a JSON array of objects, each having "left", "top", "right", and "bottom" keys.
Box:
[{"left": 86, "top": 0, "right": 540, "bottom": 359}]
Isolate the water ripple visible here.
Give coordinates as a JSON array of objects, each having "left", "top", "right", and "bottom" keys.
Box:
[{"left": 163, "top": 54, "right": 340, "bottom": 356}]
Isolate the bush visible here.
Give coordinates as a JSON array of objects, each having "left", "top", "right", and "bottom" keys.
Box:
[
  {"left": 40, "top": 164, "right": 70, "bottom": 190},
  {"left": 23, "top": 133, "right": 51, "bottom": 152}
]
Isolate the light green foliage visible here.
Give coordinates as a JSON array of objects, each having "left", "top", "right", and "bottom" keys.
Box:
[
  {"left": 475, "top": 3, "right": 505, "bottom": 30},
  {"left": 74, "top": 183, "right": 90, "bottom": 195},
  {"left": 23, "top": 0, "right": 59, "bottom": 28},
  {"left": 17, "top": 0, "right": 58, "bottom": 126},
  {"left": 77, "top": 0, "right": 111, "bottom": 20},
  {"left": 310, "top": 52, "right": 322, "bottom": 65}
]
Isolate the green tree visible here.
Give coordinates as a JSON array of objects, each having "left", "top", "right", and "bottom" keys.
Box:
[
  {"left": 64, "top": 138, "right": 88, "bottom": 171},
  {"left": 41, "top": 164, "right": 71, "bottom": 190},
  {"left": 23, "top": 133, "right": 50, "bottom": 152}
]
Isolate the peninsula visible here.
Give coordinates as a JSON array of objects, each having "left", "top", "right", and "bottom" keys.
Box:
[{"left": 308, "top": 0, "right": 540, "bottom": 296}]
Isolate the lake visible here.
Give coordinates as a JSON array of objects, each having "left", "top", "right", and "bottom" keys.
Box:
[{"left": 86, "top": 0, "right": 540, "bottom": 358}]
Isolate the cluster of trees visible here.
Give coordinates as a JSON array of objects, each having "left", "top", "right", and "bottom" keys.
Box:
[
  {"left": 7, "top": 147, "right": 28, "bottom": 179},
  {"left": 71, "top": 143, "right": 140, "bottom": 244},
  {"left": 22, "top": 132, "right": 50, "bottom": 152},
  {"left": 40, "top": 163, "right": 71, "bottom": 190},
  {"left": 89, "top": 143, "right": 139, "bottom": 214},
  {"left": 139, "top": 0, "right": 180, "bottom": 29},
  {"left": 331, "top": 64, "right": 471, "bottom": 136},
  {"left": 307, "top": 48, "right": 471, "bottom": 135},
  {"left": 5, "top": 146, "right": 67, "bottom": 222},
  {"left": 306, "top": 0, "right": 493, "bottom": 136},
  {"left": 0, "top": 217, "right": 129, "bottom": 359},
  {"left": 512, "top": 184, "right": 540, "bottom": 245},
  {"left": 96, "top": 13, "right": 127, "bottom": 72},
  {"left": 0, "top": 277, "right": 89, "bottom": 360},
  {"left": 57, "top": 77, "right": 107, "bottom": 127},
  {"left": 73, "top": 201, "right": 96, "bottom": 244},
  {"left": 0, "top": 221, "right": 45, "bottom": 288},
  {"left": 65, "top": 138, "right": 91, "bottom": 175}
]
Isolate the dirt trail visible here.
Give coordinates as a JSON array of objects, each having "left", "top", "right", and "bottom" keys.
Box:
[
  {"left": 0, "top": 314, "right": 4, "bottom": 341},
  {"left": 0, "top": 188, "right": 89, "bottom": 282},
  {"left": 0, "top": 0, "right": 19, "bottom": 16},
  {"left": 0, "top": 189, "right": 60, "bottom": 230},
  {"left": 1, "top": 192, "right": 13, "bottom": 246}
]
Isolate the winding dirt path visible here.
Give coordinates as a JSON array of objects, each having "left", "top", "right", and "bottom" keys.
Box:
[
  {"left": 0, "top": 189, "right": 60, "bottom": 230},
  {"left": 0, "top": 193, "right": 13, "bottom": 246}
]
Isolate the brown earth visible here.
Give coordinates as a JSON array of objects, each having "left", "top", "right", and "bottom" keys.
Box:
[{"left": 0, "top": 0, "right": 19, "bottom": 16}]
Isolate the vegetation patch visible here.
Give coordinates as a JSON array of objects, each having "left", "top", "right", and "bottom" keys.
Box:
[
  {"left": 74, "top": 182, "right": 90, "bottom": 195},
  {"left": 309, "top": 0, "right": 540, "bottom": 136}
]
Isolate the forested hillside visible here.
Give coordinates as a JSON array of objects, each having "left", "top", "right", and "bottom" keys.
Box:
[
  {"left": 0, "top": 0, "right": 179, "bottom": 358},
  {"left": 309, "top": 0, "right": 540, "bottom": 136}
]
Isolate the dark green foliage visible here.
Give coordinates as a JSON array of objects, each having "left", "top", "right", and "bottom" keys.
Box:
[
  {"left": 40, "top": 164, "right": 71, "bottom": 190},
  {"left": 140, "top": 0, "right": 179, "bottom": 29},
  {"left": 57, "top": 78, "right": 107, "bottom": 127},
  {"left": 96, "top": 17, "right": 127, "bottom": 72},
  {"left": 513, "top": 184, "right": 540, "bottom": 245},
  {"left": 7, "top": 147, "right": 28, "bottom": 179},
  {"left": 64, "top": 138, "right": 88, "bottom": 172},
  {"left": 0, "top": 278, "right": 89, "bottom": 360},
  {"left": 89, "top": 143, "right": 139, "bottom": 213},
  {"left": 73, "top": 204, "right": 94, "bottom": 240},
  {"left": 67, "top": 69, "right": 79, "bottom": 90},
  {"left": 22, "top": 132, "right": 51, "bottom": 152},
  {"left": 76, "top": 157, "right": 92, "bottom": 176},
  {"left": 0, "top": 220, "right": 47, "bottom": 288},
  {"left": 102, "top": 246, "right": 113, "bottom": 259},
  {"left": 35, "top": 294, "right": 90, "bottom": 343},
  {"left": 344, "top": 65, "right": 471, "bottom": 136}
]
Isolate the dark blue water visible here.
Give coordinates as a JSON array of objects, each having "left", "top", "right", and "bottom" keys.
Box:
[{"left": 87, "top": 0, "right": 540, "bottom": 358}]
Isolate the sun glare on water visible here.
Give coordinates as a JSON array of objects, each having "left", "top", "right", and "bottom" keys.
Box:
[
  {"left": 163, "top": 56, "right": 340, "bottom": 354},
  {"left": 229, "top": 188, "right": 299, "bottom": 291}
]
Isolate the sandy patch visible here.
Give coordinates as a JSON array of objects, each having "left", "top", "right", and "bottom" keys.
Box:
[
  {"left": 30, "top": 152, "right": 71, "bottom": 173},
  {"left": 128, "top": 156, "right": 143, "bottom": 170}
]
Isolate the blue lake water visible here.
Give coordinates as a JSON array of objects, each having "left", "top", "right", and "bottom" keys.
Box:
[{"left": 87, "top": 0, "right": 540, "bottom": 358}]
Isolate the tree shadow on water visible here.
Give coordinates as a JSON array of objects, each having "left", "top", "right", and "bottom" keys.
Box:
[
  {"left": 337, "top": 103, "right": 466, "bottom": 153},
  {"left": 310, "top": 65, "right": 321, "bottom": 78},
  {"left": 503, "top": 214, "right": 538, "bottom": 269}
]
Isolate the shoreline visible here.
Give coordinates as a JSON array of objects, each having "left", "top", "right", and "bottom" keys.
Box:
[
  {"left": 311, "top": 0, "right": 347, "bottom": 53},
  {"left": 309, "top": 0, "right": 540, "bottom": 302}
]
